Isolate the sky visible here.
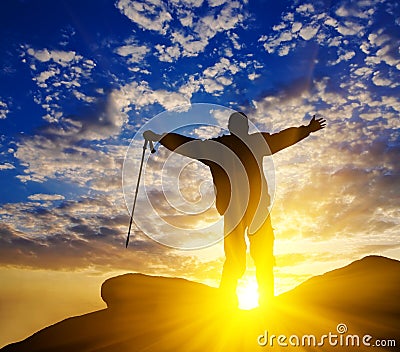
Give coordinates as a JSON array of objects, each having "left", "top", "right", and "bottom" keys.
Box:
[{"left": 0, "top": 0, "right": 399, "bottom": 347}]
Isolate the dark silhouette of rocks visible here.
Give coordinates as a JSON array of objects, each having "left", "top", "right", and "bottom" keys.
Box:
[{"left": 2, "top": 255, "right": 399, "bottom": 351}]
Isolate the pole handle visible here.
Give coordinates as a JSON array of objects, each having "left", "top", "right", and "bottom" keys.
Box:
[{"left": 148, "top": 140, "right": 156, "bottom": 153}]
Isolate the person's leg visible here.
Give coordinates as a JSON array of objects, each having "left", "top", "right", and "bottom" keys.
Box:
[
  {"left": 219, "top": 218, "right": 247, "bottom": 306},
  {"left": 248, "top": 215, "right": 275, "bottom": 307}
]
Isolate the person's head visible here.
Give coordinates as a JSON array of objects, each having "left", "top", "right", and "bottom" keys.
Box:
[{"left": 228, "top": 112, "right": 249, "bottom": 137}]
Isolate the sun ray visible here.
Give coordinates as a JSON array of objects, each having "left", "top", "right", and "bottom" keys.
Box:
[{"left": 237, "top": 276, "right": 259, "bottom": 310}]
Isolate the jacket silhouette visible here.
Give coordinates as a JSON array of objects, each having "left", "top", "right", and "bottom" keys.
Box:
[{"left": 144, "top": 112, "right": 325, "bottom": 306}]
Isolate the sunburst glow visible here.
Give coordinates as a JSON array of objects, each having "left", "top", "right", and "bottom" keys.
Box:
[{"left": 237, "top": 277, "right": 259, "bottom": 310}]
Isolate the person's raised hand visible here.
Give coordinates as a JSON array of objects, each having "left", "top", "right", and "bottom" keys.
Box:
[{"left": 308, "top": 115, "right": 326, "bottom": 132}]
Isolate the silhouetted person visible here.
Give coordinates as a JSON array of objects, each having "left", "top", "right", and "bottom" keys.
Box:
[{"left": 144, "top": 112, "right": 326, "bottom": 307}]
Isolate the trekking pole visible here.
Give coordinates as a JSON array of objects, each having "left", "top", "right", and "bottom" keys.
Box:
[{"left": 125, "top": 138, "right": 155, "bottom": 248}]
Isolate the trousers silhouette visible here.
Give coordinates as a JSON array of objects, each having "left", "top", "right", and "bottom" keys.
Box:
[
  {"left": 220, "top": 212, "right": 274, "bottom": 304},
  {"left": 144, "top": 112, "right": 326, "bottom": 307}
]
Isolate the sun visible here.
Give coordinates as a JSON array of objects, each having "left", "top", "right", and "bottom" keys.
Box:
[{"left": 237, "top": 277, "right": 259, "bottom": 310}]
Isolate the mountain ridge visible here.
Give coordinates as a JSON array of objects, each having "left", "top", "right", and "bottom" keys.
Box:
[{"left": 2, "top": 255, "right": 399, "bottom": 351}]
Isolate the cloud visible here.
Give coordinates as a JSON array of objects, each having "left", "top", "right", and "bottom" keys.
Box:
[
  {"left": 115, "top": 43, "right": 150, "bottom": 63},
  {"left": 299, "top": 25, "right": 320, "bottom": 40},
  {"left": 335, "top": 4, "right": 375, "bottom": 19},
  {"left": 154, "top": 44, "right": 181, "bottom": 62},
  {"left": 115, "top": 0, "right": 172, "bottom": 34},
  {"left": 33, "top": 67, "right": 60, "bottom": 88},
  {"left": 208, "top": 0, "right": 228, "bottom": 6},
  {"left": 291, "top": 22, "right": 302, "bottom": 33},
  {"left": 263, "top": 31, "right": 293, "bottom": 55},
  {"left": 116, "top": 0, "right": 246, "bottom": 59},
  {"left": 0, "top": 163, "right": 14, "bottom": 170},
  {"left": 296, "top": 3, "right": 315, "bottom": 14},
  {"left": 27, "top": 194, "right": 65, "bottom": 201},
  {"left": 335, "top": 20, "right": 364, "bottom": 36},
  {"left": 372, "top": 71, "right": 393, "bottom": 86},
  {"left": 27, "top": 48, "right": 79, "bottom": 65},
  {"left": 247, "top": 65, "right": 399, "bottom": 265},
  {"left": 15, "top": 133, "right": 123, "bottom": 185},
  {"left": 1, "top": 0, "right": 399, "bottom": 293},
  {"left": 112, "top": 80, "right": 190, "bottom": 111},
  {"left": 0, "top": 100, "right": 10, "bottom": 119},
  {"left": 248, "top": 72, "right": 260, "bottom": 81},
  {"left": 192, "top": 55, "right": 264, "bottom": 95},
  {"left": 14, "top": 92, "right": 127, "bottom": 184},
  {"left": 260, "top": 0, "right": 382, "bottom": 58},
  {"left": 0, "top": 193, "right": 222, "bottom": 282},
  {"left": 24, "top": 46, "right": 97, "bottom": 123},
  {"left": 13, "top": 76, "right": 193, "bottom": 187},
  {"left": 363, "top": 28, "right": 400, "bottom": 73},
  {"left": 328, "top": 49, "right": 356, "bottom": 66}
]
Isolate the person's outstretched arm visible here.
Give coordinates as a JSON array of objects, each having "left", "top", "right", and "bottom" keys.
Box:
[
  {"left": 143, "top": 130, "right": 197, "bottom": 154},
  {"left": 264, "top": 115, "right": 326, "bottom": 154}
]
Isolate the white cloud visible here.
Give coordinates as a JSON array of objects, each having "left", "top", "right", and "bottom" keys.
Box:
[
  {"left": 216, "top": 76, "right": 232, "bottom": 85},
  {"left": 296, "top": 4, "right": 314, "bottom": 14},
  {"left": 291, "top": 22, "right": 302, "bottom": 33},
  {"left": 170, "top": 31, "right": 205, "bottom": 57},
  {"left": 178, "top": 76, "right": 202, "bottom": 97},
  {"left": 116, "top": 1, "right": 245, "bottom": 59},
  {"left": 335, "top": 5, "right": 374, "bottom": 19},
  {"left": 258, "top": 35, "right": 267, "bottom": 42},
  {"left": 115, "top": 0, "right": 172, "bottom": 34},
  {"left": 336, "top": 21, "right": 364, "bottom": 36},
  {"left": 324, "top": 16, "right": 338, "bottom": 28},
  {"left": 247, "top": 75, "right": 400, "bottom": 267},
  {"left": 112, "top": 80, "right": 190, "bottom": 112},
  {"left": 203, "top": 57, "right": 235, "bottom": 77},
  {"left": 282, "top": 12, "right": 294, "bottom": 22},
  {"left": 328, "top": 36, "right": 343, "bottom": 47},
  {"left": 278, "top": 46, "right": 290, "bottom": 56},
  {"left": 248, "top": 72, "right": 260, "bottom": 81},
  {"left": 179, "top": 12, "right": 193, "bottom": 27},
  {"left": 299, "top": 25, "right": 320, "bottom": 40},
  {"left": 375, "top": 45, "right": 400, "bottom": 68},
  {"left": 0, "top": 100, "right": 10, "bottom": 119},
  {"left": 261, "top": 0, "right": 380, "bottom": 58},
  {"left": 15, "top": 127, "right": 126, "bottom": 185},
  {"left": 198, "top": 56, "right": 244, "bottom": 93},
  {"left": 179, "top": 1, "right": 244, "bottom": 56},
  {"left": 208, "top": 0, "right": 227, "bottom": 6},
  {"left": 25, "top": 46, "right": 97, "bottom": 123},
  {"left": 329, "top": 50, "right": 356, "bottom": 66},
  {"left": 176, "top": 0, "right": 204, "bottom": 7},
  {"left": 154, "top": 44, "right": 181, "bottom": 62},
  {"left": 368, "top": 31, "right": 390, "bottom": 47},
  {"left": 72, "top": 90, "right": 96, "bottom": 103},
  {"left": 28, "top": 194, "right": 65, "bottom": 201},
  {"left": 353, "top": 67, "right": 373, "bottom": 76},
  {"left": 361, "top": 28, "right": 400, "bottom": 83},
  {"left": 273, "top": 23, "right": 286, "bottom": 32},
  {"left": 263, "top": 31, "right": 294, "bottom": 54},
  {"left": 150, "top": 89, "right": 191, "bottom": 110},
  {"left": 359, "top": 112, "right": 381, "bottom": 121},
  {"left": 372, "top": 72, "right": 392, "bottom": 86},
  {"left": 115, "top": 44, "right": 150, "bottom": 63},
  {"left": 27, "top": 48, "right": 80, "bottom": 66},
  {"left": 33, "top": 67, "right": 60, "bottom": 88},
  {"left": 202, "top": 78, "right": 224, "bottom": 93},
  {"left": 0, "top": 162, "right": 14, "bottom": 170}
]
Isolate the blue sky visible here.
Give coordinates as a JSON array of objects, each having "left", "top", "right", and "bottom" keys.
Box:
[{"left": 0, "top": 0, "right": 399, "bottom": 312}]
